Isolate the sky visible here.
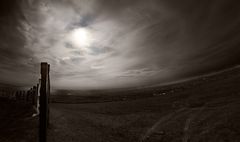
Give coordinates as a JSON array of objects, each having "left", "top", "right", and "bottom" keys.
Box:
[{"left": 0, "top": 0, "right": 240, "bottom": 89}]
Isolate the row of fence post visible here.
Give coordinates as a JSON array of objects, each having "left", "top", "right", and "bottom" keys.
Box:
[
  {"left": 0, "top": 62, "right": 50, "bottom": 142},
  {"left": 0, "top": 87, "right": 39, "bottom": 107}
]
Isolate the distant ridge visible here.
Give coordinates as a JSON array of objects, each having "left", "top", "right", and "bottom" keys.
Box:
[{"left": 142, "top": 65, "right": 240, "bottom": 89}]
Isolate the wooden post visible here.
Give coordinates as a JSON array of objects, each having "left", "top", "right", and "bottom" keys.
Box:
[
  {"left": 19, "top": 91, "right": 22, "bottom": 100},
  {"left": 21, "top": 91, "right": 24, "bottom": 100},
  {"left": 39, "top": 62, "right": 50, "bottom": 142},
  {"left": 32, "top": 86, "right": 37, "bottom": 106},
  {"left": 26, "top": 90, "right": 29, "bottom": 102},
  {"left": 15, "top": 91, "right": 18, "bottom": 100},
  {"left": 22, "top": 91, "right": 25, "bottom": 101},
  {"left": 22, "top": 91, "right": 25, "bottom": 100},
  {"left": 31, "top": 88, "right": 34, "bottom": 102},
  {"left": 36, "top": 83, "right": 39, "bottom": 107},
  {"left": 17, "top": 91, "right": 20, "bottom": 100},
  {"left": 18, "top": 91, "right": 20, "bottom": 100},
  {"left": 47, "top": 64, "right": 50, "bottom": 125},
  {"left": 37, "top": 79, "right": 41, "bottom": 114}
]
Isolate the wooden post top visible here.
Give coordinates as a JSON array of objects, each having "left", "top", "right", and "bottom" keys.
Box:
[{"left": 41, "top": 62, "right": 48, "bottom": 75}]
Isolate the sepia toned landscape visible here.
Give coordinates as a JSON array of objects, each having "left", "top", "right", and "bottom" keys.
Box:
[{"left": 1, "top": 0, "right": 240, "bottom": 142}]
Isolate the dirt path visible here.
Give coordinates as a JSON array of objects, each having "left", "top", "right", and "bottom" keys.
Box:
[
  {"left": 139, "top": 106, "right": 208, "bottom": 142},
  {"left": 140, "top": 108, "right": 186, "bottom": 142},
  {"left": 182, "top": 106, "right": 205, "bottom": 142}
]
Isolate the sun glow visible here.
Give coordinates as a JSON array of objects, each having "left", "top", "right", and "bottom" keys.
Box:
[{"left": 69, "top": 28, "right": 93, "bottom": 48}]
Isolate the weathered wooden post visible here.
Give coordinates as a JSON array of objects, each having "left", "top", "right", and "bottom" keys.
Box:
[
  {"left": 32, "top": 86, "right": 37, "bottom": 106},
  {"left": 21, "top": 91, "right": 24, "bottom": 100},
  {"left": 15, "top": 91, "right": 18, "bottom": 100},
  {"left": 18, "top": 91, "right": 20, "bottom": 100},
  {"left": 36, "top": 83, "right": 39, "bottom": 108},
  {"left": 47, "top": 64, "right": 50, "bottom": 125},
  {"left": 39, "top": 62, "right": 50, "bottom": 142},
  {"left": 27, "top": 90, "right": 30, "bottom": 102},
  {"left": 5, "top": 89, "right": 7, "bottom": 98},
  {"left": 27, "top": 89, "right": 30, "bottom": 103},
  {"left": 19, "top": 91, "right": 22, "bottom": 100},
  {"left": 23, "top": 90, "right": 25, "bottom": 100},
  {"left": 11, "top": 91, "right": 14, "bottom": 100},
  {"left": 22, "top": 91, "right": 25, "bottom": 100}
]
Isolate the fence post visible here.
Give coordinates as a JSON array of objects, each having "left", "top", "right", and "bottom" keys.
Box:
[
  {"left": 32, "top": 86, "right": 37, "bottom": 106},
  {"left": 19, "top": 91, "right": 22, "bottom": 100},
  {"left": 47, "top": 64, "right": 50, "bottom": 125},
  {"left": 39, "top": 62, "right": 50, "bottom": 142},
  {"left": 37, "top": 79, "right": 41, "bottom": 114},
  {"left": 36, "top": 83, "right": 39, "bottom": 108},
  {"left": 26, "top": 90, "right": 28, "bottom": 101},
  {"left": 22, "top": 91, "right": 26, "bottom": 102}
]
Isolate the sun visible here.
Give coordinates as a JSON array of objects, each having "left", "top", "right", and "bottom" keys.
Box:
[{"left": 69, "top": 28, "right": 92, "bottom": 47}]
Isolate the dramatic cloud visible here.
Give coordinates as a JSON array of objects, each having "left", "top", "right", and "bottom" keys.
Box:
[{"left": 0, "top": 0, "right": 240, "bottom": 89}]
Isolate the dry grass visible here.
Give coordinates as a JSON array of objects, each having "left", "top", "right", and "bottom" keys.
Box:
[{"left": 48, "top": 67, "right": 240, "bottom": 142}]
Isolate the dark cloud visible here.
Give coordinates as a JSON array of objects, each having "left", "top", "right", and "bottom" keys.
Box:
[{"left": 0, "top": 0, "right": 39, "bottom": 86}]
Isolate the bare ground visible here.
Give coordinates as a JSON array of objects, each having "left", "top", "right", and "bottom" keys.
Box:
[{"left": 0, "top": 98, "right": 38, "bottom": 142}]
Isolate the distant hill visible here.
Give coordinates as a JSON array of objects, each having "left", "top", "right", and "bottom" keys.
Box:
[{"left": 51, "top": 65, "right": 240, "bottom": 103}]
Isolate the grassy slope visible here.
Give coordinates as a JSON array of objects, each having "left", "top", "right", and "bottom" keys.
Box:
[{"left": 48, "top": 67, "right": 240, "bottom": 142}]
